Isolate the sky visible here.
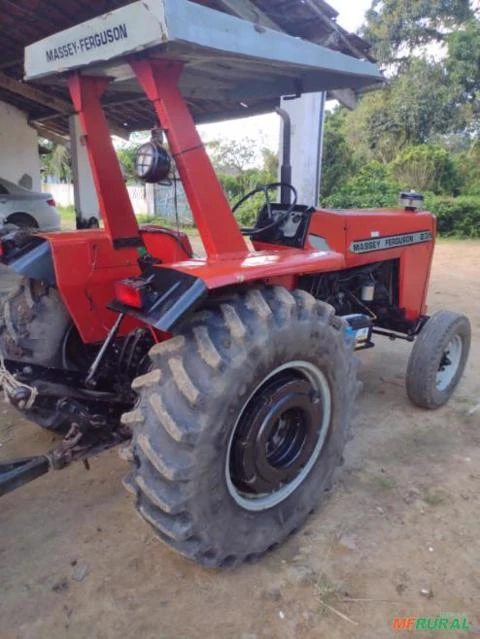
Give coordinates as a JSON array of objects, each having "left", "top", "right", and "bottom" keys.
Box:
[
  {"left": 197, "top": 0, "right": 373, "bottom": 149},
  {"left": 328, "top": 0, "right": 372, "bottom": 33}
]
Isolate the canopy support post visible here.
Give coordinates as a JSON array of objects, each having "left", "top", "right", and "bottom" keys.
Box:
[
  {"left": 131, "top": 59, "right": 248, "bottom": 260},
  {"left": 67, "top": 74, "right": 141, "bottom": 249}
]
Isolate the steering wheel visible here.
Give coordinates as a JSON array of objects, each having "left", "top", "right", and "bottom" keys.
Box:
[{"left": 233, "top": 182, "right": 298, "bottom": 237}]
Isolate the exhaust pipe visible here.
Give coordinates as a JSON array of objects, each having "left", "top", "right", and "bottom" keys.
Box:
[{"left": 275, "top": 107, "right": 292, "bottom": 206}]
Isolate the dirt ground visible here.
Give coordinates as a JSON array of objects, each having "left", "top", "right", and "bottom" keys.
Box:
[{"left": 0, "top": 240, "right": 479, "bottom": 639}]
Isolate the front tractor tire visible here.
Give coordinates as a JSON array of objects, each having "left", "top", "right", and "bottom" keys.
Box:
[
  {"left": 406, "top": 310, "right": 471, "bottom": 410},
  {"left": 123, "top": 287, "right": 358, "bottom": 567}
]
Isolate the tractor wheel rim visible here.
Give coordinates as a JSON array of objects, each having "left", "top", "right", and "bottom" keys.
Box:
[
  {"left": 436, "top": 334, "right": 463, "bottom": 391},
  {"left": 226, "top": 361, "right": 332, "bottom": 512}
]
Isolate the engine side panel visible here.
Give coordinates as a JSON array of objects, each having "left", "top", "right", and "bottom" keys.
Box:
[{"left": 308, "top": 208, "right": 436, "bottom": 320}]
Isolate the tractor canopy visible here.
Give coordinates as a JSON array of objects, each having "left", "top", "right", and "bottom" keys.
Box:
[{"left": 24, "top": 0, "right": 384, "bottom": 123}]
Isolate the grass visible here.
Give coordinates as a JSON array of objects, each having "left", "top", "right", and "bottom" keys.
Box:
[
  {"left": 315, "top": 574, "right": 337, "bottom": 600},
  {"left": 136, "top": 214, "right": 196, "bottom": 231},
  {"left": 436, "top": 236, "right": 480, "bottom": 243},
  {"left": 58, "top": 207, "right": 197, "bottom": 233},
  {"left": 423, "top": 490, "right": 447, "bottom": 506},
  {"left": 58, "top": 205, "right": 76, "bottom": 222},
  {"left": 376, "top": 475, "right": 397, "bottom": 491}
]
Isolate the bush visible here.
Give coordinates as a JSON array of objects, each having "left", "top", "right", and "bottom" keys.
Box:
[
  {"left": 453, "top": 143, "right": 480, "bottom": 195},
  {"left": 321, "top": 161, "right": 401, "bottom": 209},
  {"left": 390, "top": 145, "right": 459, "bottom": 194},
  {"left": 320, "top": 161, "right": 480, "bottom": 238},
  {"left": 218, "top": 169, "right": 276, "bottom": 228},
  {"left": 321, "top": 110, "right": 357, "bottom": 199},
  {"left": 424, "top": 194, "right": 480, "bottom": 238}
]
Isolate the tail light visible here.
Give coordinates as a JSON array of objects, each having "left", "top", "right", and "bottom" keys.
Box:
[
  {"left": 114, "top": 279, "right": 146, "bottom": 309},
  {"left": 46, "top": 198, "right": 56, "bottom": 207}
]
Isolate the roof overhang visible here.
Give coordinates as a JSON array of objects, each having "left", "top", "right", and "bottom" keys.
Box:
[{"left": 25, "top": 0, "right": 383, "bottom": 118}]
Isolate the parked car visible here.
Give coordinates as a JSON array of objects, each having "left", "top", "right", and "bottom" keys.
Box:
[{"left": 0, "top": 177, "right": 61, "bottom": 231}]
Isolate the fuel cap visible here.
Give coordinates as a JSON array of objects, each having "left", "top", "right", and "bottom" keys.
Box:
[{"left": 400, "top": 191, "right": 424, "bottom": 212}]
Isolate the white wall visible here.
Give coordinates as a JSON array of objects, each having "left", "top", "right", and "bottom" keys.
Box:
[
  {"left": 43, "top": 182, "right": 148, "bottom": 216},
  {"left": 42, "top": 183, "right": 75, "bottom": 207},
  {"left": 0, "top": 100, "right": 40, "bottom": 191}
]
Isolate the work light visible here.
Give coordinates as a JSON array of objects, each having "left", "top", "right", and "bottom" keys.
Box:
[{"left": 134, "top": 141, "right": 171, "bottom": 183}]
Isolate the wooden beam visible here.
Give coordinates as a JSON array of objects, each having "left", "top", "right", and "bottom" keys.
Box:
[
  {"left": 32, "top": 122, "right": 70, "bottom": 148},
  {"left": 215, "top": 0, "right": 282, "bottom": 31},
  {"left": 107, "top": 123, "right": 131, "bottom": 141},
  {"left": 217, "top": 0, "right": 366, "bottom": 62},
  {"left": 301, "top": 0, "right": 368, "bottom": 60},
  {"left": 31, "top": 115, "right": 130, "bottom": 141},
  {"left": 0, "top": 58, "right": 22, "bottom": 71},
  {"left": 0, "top": 72, "right": 130, "bottom": 139},
  {"left": 330, "top": 88, "right": 357, "bottom": 110},
  {"left": 0, "top": 71, "right": 72, "bottom": 113}
]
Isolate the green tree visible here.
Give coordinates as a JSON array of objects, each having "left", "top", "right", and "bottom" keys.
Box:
[
  {"left": 342, "top": 58, "right": 461, "bottom": 163},
  {"left": 453, "top": 142, "right": 480, "bottom": 194},
  {"left": 322, "top": 162, "right": 401, "bottom": 209},
  {"left": 324, "top": 0, "right": 480, "bottom": 212},
  {"left": 117, "top": 146, "right": 138, "bottom": 183},
  {"left": 321, "top": 109, "right": 357, "bottom": 198},
  {"left": 362, "top": 0, "right": 473, "bottom": 66},
  {"left": 342, "top": 91, "right": 401, "bottom": 164},
  {"left": 207, "top": 138, "right": 258, "bottom": 174},
  {"left": 40, "top": 142, "right": 71, "bottom": 182},
  {"left": 261, "top": 147, "right": 278, "bottom": 176},
  {"left": 447, "top": 19, "right": 480, "bottom": 135},
  {"left": 390, "top": 145, "right": 459, "bottom": 194},
  {"left": 205, "top": 137, "right": 278, "bottom": 225},
  {"left": 207, "top": 137, "right": 277, "bottom": 226}
]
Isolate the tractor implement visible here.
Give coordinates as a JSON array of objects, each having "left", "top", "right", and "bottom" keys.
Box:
[
  {"left": 0, "top": 456, "right": 50, "bottom": 498},
  {"left": 0, "top": 0, "right": 471, "bottom": 568}
]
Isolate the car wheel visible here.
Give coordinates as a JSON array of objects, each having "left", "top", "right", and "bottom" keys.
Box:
[{"left": 6, "top": 213, "right": 39, "bottom": 231}]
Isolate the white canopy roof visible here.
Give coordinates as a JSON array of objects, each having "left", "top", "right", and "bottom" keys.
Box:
[{"left": 25, "top": 0, "right": 383, "bottom": 105}]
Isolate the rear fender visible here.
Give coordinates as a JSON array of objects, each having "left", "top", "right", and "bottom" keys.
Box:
[{"left": 109, "top": 266, "right": 208, "bottom": 332}]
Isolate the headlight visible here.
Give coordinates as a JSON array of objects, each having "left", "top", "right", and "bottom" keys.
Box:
[{"left": 134, "top": 141, "right": 171, "bottom": 183}]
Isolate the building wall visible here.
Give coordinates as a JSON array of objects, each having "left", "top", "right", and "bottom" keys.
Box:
[
  {"left": 42, "top": 182, "right": 148, "bottom": 216},
  {"left": 0, "top": 100, "right": 40, "bottom": 191}
]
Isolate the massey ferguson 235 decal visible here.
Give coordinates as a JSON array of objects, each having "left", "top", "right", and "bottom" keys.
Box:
[{"left": 350, "top": 231, "right": 433, "bottom": 254}]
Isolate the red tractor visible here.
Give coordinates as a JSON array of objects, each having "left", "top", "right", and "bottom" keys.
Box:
[{"left": 0, "top": 1, "right": 471, "bottom": 567}]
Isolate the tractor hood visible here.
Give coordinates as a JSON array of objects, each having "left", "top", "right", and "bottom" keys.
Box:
[{"left": 24, "top": 0, "right": 383, "bottom": 117}]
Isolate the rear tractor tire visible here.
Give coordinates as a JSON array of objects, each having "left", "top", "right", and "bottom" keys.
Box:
[
  {"left": 406, "top": 310, "right": 471, "bottom": 409},
  {"left": 0, "top": 277, "right": 70, "bottom": 429},
  {"left": 123, "top": 287, "right": 358, "bottom": 567},
  {"left": 0, "top": 277, "right": 69, "bottom": 366}
]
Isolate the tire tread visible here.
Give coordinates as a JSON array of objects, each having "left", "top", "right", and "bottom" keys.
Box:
[{"left": 124, "top": 286, "right": 357, "bottom": 567}]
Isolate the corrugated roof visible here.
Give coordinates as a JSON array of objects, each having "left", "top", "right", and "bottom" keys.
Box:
[{"left": 0, "top": 0, "right": 374, "bottom": 140}]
